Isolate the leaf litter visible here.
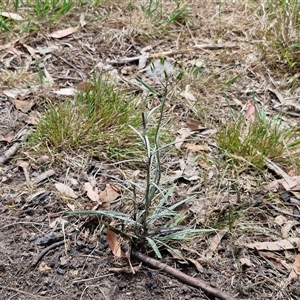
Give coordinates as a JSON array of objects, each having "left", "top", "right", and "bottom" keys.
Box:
[{"left": 0, "top": 1, "right": 300, "bottom": 299}]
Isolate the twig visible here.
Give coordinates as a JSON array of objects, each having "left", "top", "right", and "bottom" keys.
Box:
[
  {"left": 269, "top": 204, "right": 300, "bottom": 219},
  {"left": 0, "top": 130, "right": 32, "bottom": 164},
  {"left": 0, "top": 285, "right": 49, "bottom": 299},
  {"left": 72, "top": 273, "right": 114, "bottom": 284},
  {"left": 193, "top": 44, "right": 239, "bottom": 50},
  {"left": 264, "top": 157, "right": 289, "bottom": 179},
  {"left": 107, "top": 49, "right": 192, "bottom": 65},
  {"left": 131, "top": 250, "right": 236, "bottom": 300},
  {"left": 107, "top": 44, "right": 239, "bottom": 65},
  {"left": 0, "top": 222, "right": 43, "bottom": 230},
  {"left": 33, "top": 240, "right": 64, "bottom": 267}
]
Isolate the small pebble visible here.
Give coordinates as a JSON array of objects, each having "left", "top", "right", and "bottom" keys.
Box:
[
  {"left": 118, "top": 281, "right": 127, "bottom": 289},
  {"left": 57, "top": 267, "right": 65, "bottom": 275}
]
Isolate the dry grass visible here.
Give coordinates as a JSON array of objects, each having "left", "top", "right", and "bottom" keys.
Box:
[{"left": 1, "top": 0, "right": 300, "bottom": 298}]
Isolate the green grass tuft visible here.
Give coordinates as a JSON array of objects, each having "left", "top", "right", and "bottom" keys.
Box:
[
  {"left": 216, "top": 107, "right": 296, "bottom": 168},
  {"left": 29, "top": 73, "right": 141, "bottom": 159}
]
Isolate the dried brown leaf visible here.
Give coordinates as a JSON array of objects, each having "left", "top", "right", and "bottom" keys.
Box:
[
  {"left": 187, "top": 258, "right": 204, "bottom": 273},
  {"left": 243, "top": 238, "right": 299, "bottom": 251},
  {"left": 13, "top": 99, "right": 35, "bottom": 113},
  {"left": 281, "top": 221, "right": 300, "bottom": 239},
  {"left": 186, "top": 119, "right": 206, "bottom": 131},
  {"left": 77, "top": 82, "right": 94, "bottom": 91},
  {"left": 245, "top": 102, "right": 255, "bottom": 121},
  {"left": 84, "top": 182, "right": 100, "bottom": 202},
  {"left": 11, "top": 46, "right": 24, "bottom": 56},
  {"left": 175, "top": 128, "right": 192, "bottom": 149},
  {"left": 106, "top": 229, "right": 126, "bottom": 258},
  {"left": 0, "top": 12, "right": 23, "bottom": 21},
  {"left": 48, "top": 26, "right": 79, "bottom": 39},
  {"left": 185, "top": 143, "right": 209, "bottom": 151},
  {"left": 21, "top": 43, "right": 36, "bottom": 58},
  {"left": 293, "top": 254, "right": 300, "bottom": 275},
  {"left": 99, "top": 184, "right": 120, "bottom": 203},
  {"left": 55, "top": 183, "right": 78, "bottom": 199},
  {"left": 0, "top": 131, "right": 14, "bottom": 143},
  {"left": 258, "top": 251, "right": 291, "bottom": 270},
  {"left": 239, "top": 257, "right": 253, "bottom": 267},
  {"left": 204, "top": 229, "right": 227, "bottom": 258}
]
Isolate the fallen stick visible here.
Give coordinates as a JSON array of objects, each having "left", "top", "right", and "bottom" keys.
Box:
[
  {"left": 33, "top": 240, "right": 64, "bottom": 267},
  {"left": 107, "top": 44, "right": 239, "bottom": 65},
  {"left": 131, "top": 250, "right": 236, "bottom": 300}
]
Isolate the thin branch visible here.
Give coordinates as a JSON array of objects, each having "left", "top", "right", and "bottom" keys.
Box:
[
  {"left": 33, "top": 240, "right": 64, "bottom": 267},
  {"left": 132, "top": 250, "right": 236, "bottom": 300}
]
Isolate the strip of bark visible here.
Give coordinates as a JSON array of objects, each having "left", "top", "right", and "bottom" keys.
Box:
[
  {"left": 0, "top": 130, "right": 31, "bottom": 164},
  {"left": 131, "top": 250, "right": 236, "bottom": 300}
]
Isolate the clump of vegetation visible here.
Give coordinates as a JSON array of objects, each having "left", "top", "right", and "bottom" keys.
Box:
[
  {"left": 256, "top": 0, "right": 300, "bottom": 75},
  {"left": 71, "top": 95, "right": 215, "bottom": 258},
  {"left": 30, "top": 74, "right": 141, "bottom": 158},
  {"left": 216, "top": 107, "right": 296, "bottom": 168}
]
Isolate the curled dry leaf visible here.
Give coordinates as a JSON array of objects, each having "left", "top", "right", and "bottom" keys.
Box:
[
  {"left": 0, "top": 12, "right": 23, "bottom": 21},
  {"left": 186, "top": 119, "right": 206, "bottom": 131},
  {"left": 243, "top": 238, "right": 300, "bottom": 251},
  {"left": 274, "top": 215, "right": 287, "bottom": 226},
  {"left": 175, "top": 128, "right": 192, "bottom": 149},
  {"left": 35, "top": 44, "right": 59, "bottom": 55},
  {"left": 258, "top": 251, "right": 291, "bottom": 270},
  {"left": 187, "top": 258, "right": 204, "bottom": 273},
  {"left": 55, "top": 183, "right": 78, "bottom": 199},
  {"left": 15, "top": 42, "right": 36, "bottom": 58},
  {"left": 267, "top": 176, "right": 300, "bottom": 192},
  {"left": 67, "top": 203, "right": 75, "bottom": 211},
  {"left": 99, "top": 184, "right": 120, "bottom": 203},
  {"left": 138, "top": 52, "right": 148, "bottom": 69},
  {"left": 3, "top": 88, "right": 29, "bottom": 98},
  {"left": 239, "top": 257, "right": 253, "bottom": 267},
  {"left": 281, "top": 221, "right": 300, "bottom": 239},
  {"left": 79, "top": 13, "right": 87, "bottom": 27},
  {"left": 0, "top": 130, "right": 14, "bottom": 143},
  {"left": 204, "top": 229, "right": 227, "bottom": 259},
  {"left": 84, "top": 182, "right": 100, "bottom": 202},
  {"left": 13, "top": 99, "right": 35, "bottom": 113},
  {"left": 293, "top": 254, "right": 300, "bottom": 275},
  {"left": 48, "top": 26, "right": 79, "bottom": 38},
  {"left": 106, "top": 229, "right": 126, "bottom": 258}
]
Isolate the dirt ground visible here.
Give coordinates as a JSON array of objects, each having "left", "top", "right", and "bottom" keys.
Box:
[{"left": 1, "top": 1, "right": 300, "bottom": 300}]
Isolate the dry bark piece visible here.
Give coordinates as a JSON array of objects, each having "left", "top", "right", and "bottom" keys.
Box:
[
  {"left": 0, "top": 130, "right": 31, "bottom": 164},
  {"left": 32, "top": 170, "right": 56, "bottom": 184}
]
